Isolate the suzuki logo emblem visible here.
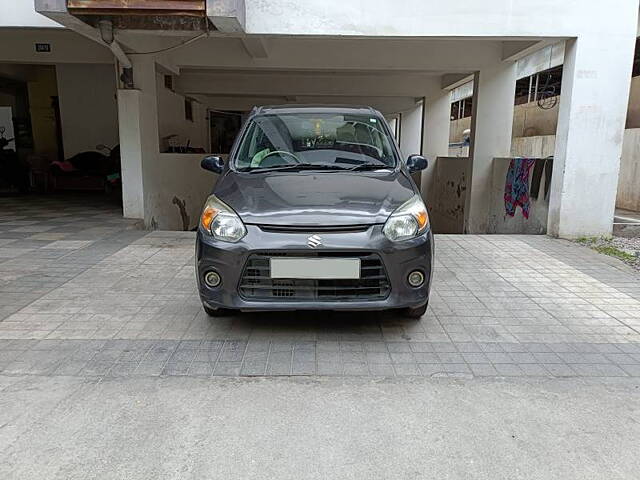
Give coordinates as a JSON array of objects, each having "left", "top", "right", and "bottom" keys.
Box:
[{"left": 307, "top": 234, "right": 322, "bottom": 248}]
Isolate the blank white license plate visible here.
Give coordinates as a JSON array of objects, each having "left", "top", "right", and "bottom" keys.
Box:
[{"left": 270, "top": 258, "right": 361, "bottom": 280}]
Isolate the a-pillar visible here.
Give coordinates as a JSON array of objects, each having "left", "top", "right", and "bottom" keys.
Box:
[
  {"left": 548, "top": 33, "right": 637, "bottom": 238},
  {"left": 466, "top": 62, "right": 517, "bottom": 233},
  {"left": 117, "top": 55, "right": 159, "bottom": 224}
]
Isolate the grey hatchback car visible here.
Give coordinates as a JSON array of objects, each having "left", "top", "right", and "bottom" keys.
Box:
[{"left": 196, "top": 105, "right": 433, "bottom": 318}]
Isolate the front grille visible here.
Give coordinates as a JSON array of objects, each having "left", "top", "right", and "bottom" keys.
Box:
[
  {"left": 258, "top": 224, "right": 370, "bottom": 233},
  {"left": 239, "top": 251, "right": 390, "bottom": 301}
]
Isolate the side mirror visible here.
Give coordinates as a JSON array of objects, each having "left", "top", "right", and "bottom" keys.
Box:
[
  {"left": 406, "top": 154, "right": 428, "bottom": 173},
  {"left": 201, "top": 155, "right": 224, "bottom": 174}
]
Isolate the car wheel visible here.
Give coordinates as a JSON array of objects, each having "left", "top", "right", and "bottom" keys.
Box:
[
  {"left": 403, "top": 302, "right": 428, "bottom": 319},
  {"left": 203, "top": 304, "right": 235, "bottom": 317}
]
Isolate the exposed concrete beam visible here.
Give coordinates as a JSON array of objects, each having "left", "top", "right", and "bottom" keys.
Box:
[
  {"left": 502, "top": 41, "right": 540, "bottom": 61},
  {"left": 35, "top": 0, "right": 104, "bottom": 44},
  {"left": 175, "top": 71, "right": 441, "bottom": 98},
  {"left": 515, "top": 41, "right": 565, "bottom": 79},
  {"left": 34, "top": 1, "right": 191, "bottom": 58},
  {"left": 502, "top": 39, "right": 558, "bottom": 62},
  {"left": 192, "top": 94, "right": 418, "bottom": 114},
  {"left": 441, "top": 73, "right": 473, "bottom": 90},
  {"left": 35, "top": 0, "right": 133, "bottom": 68},
  {"left": 241, "top": 37, "right": 268, "bottom": 58},
  {"left": 156, "top": 60, "right": 181, "bottom": 77},
  {"left": 167, "top": 37, "right": 503, "bottom": 72},
  {"left": 0, "top": 28, "right": 113, "bottom": 65},
  {"left": 450, "top": 80, "right": 474, "bottom": 102},
  {"left": 206, "top": 0, "right": 245, "bottom": 33}
]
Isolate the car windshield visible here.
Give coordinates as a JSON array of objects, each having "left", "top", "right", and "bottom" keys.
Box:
[{"left": 234, "top": 112, "right": 398, "bottom": 171}]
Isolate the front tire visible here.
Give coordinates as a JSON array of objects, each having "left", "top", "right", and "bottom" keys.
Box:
[
  {"left": 403, "top": 302, "right": 428, "bottom": 319},
  {"left": 203, "top": 304, "right": 236, "bottom": 317}
]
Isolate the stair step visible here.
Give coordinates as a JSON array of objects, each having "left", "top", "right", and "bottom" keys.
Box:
[{"left": 613, "top": 220, "right": 640, "bottom": 238}]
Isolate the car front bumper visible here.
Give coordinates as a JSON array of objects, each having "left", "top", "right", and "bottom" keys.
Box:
[{"left": 196, "top": 224, "right": 433, "bottom": 311}]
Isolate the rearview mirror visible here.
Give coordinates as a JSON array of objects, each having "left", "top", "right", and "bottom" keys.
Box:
[
  {"left": 406, "top": 154, "right": 428, "bottom": 173},
  {"left": 201, "top": 155, "right": 224, "bottom": 174}
]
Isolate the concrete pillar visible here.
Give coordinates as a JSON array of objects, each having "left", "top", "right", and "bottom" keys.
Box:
[
  {"left": 117, "top": 91, "right": 144, "bottom": 219},
  {"left": 398, "top": 102, "right": 424, "bottom": 190},
  {"left": 548, "top": 35, "right": 636, "bottom": 238},
  {"left": 385, "top": 116, "right": 399, "bottom": 141},
  {"left": 422, "top": 91, "right": 451, "bottom": 158},
  {"left": 466, "top": 62, "right": 517, "bottom": 233},
  {"left": 117, "top": 56, "right": 159, "bottom": 222},
  {"left": 399, "top": 103, "right": 423, "bottom": 159},
  {"left": 420, "top": 90, "right": 451, "bottom": 199}
]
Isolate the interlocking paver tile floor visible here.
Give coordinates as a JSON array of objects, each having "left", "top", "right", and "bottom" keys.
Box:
[{"left": 1, "top": 194, "right": 640, "bottom": 379}]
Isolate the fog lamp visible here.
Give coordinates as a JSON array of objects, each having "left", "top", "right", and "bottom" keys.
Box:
[
  {"left": 408, "top": 270, "right": 425, "bottom": 287},
  {"left": 204, "top": 270, "right": 222, "bottom": 288}
]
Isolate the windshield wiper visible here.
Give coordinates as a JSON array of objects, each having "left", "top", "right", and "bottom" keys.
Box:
[
  {"left": 241, "top": 163, "right": 350, "bottom": 173},
  {"left": 347, "top": 163, "right": 392, "bottom": 171}
]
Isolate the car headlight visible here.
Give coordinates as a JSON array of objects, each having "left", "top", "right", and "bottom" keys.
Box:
[
  {"left": 383, "top": 195, "right": 429, "bottom": 242},
  {"left": 200, "top": 195, "right": 247, "bottom": 242}
]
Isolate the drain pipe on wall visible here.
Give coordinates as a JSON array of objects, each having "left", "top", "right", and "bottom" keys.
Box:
[{"left": 98, "top": 20, "right": 134, "bottom": 89}]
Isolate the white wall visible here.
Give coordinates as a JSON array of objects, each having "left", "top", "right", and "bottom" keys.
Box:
[
  {"left": 619, "top": 129, "right": 640, "bottom": 212},
  {"left": 0, "top": 29, "right": 113, "bottom": 65},
  {"left": 56, "top": 64, "right": 119, "bottom": 158},
  {"left": 488, "top": 157, "right": 549, "bottom": 234},
  {"left": 145, "top": 153, "right": 218, "bottom": 230},
  {"left": 244, "top": 0, "right": 626, "bottom": 37},
  {"left": 511, "top": 135, "right": 556, "bottom": 158},
  {"left": 156, "top": 74, "right": 208, "bottom": 152},
  {"left": 511, "top": 131, "right": 640, "bottom": 214}
]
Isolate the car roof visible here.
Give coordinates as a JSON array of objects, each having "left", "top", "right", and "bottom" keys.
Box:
[{"left": 252, "top": 105, "right": 381, "bottom": 116}]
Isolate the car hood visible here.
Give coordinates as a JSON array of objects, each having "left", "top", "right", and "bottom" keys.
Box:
[{"left": 214, "top": 170, "right": 416, "bottom": 226}]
